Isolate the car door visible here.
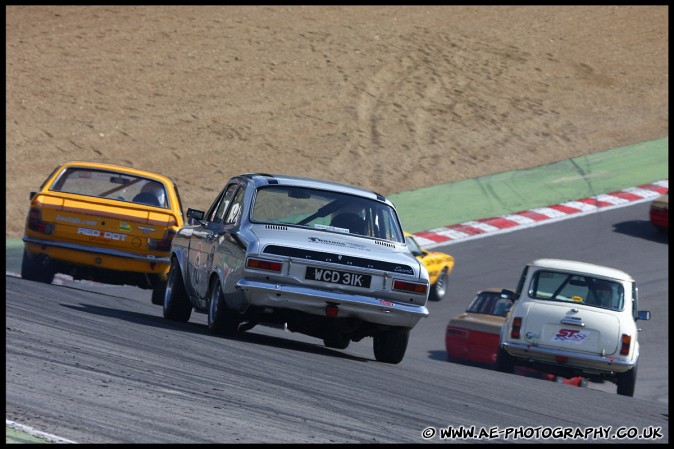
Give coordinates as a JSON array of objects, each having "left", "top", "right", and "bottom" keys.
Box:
[
  {"left": 213, "top": 184, "right": 247, "bottom": 301},
  {"left": 187, "top": 183, "right": 239, "bottom": 301}
]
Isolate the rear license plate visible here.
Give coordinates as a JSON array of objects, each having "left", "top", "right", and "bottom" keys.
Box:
[{"left": 305, "top": 266, "right": 371, "bottom": 288}]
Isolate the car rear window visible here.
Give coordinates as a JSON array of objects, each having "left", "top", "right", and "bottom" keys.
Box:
[
  {"left": 466, "top": 292, "right": 512, "bottom": 316},
  {"left": 529, "top": 270, "right": 624, "bottom": 311},
  {"left": 251, "top": 185, "right": 405, "bottom": 243},
  {"left": 50, "top": 167, "right": 169, "bottom": 209}
]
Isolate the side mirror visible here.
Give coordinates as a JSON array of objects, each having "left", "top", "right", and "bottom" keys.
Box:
[
  {"left": 637, "top": 310, "right": 651, "bottom": 321},
  {"left": 187, "top": 208, "right": 204, "bottom": 220},
  {"left": 187, "top": 208, "right": 206, "bottom": 226},
  {"left": 29, "top": 191, "right": 36, "bottom": 200}
]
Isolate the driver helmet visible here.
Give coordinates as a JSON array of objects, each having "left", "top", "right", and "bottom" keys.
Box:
[
  {"left": 594, "top": 281, "right": 614, "bottom": 307},
  {"left": 141, "top": 182, "right": 166, "bottom": 207}
]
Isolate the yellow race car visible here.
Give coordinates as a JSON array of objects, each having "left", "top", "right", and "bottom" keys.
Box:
[
  {"left": 405, "top": 232, "right": 455, "bottom": 301},
  {"left": 21, "top": 161, "right": 184, "bottom": 304}
]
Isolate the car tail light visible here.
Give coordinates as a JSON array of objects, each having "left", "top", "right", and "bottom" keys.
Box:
[
  {"left": 148, "top": 229, "right": 176, "bottom": 251},
  {"left": 620, "top": 334, "right": 632, "bottom": 355},
  {"left": 511, "top": 317, "right": 522, "bottom": 339},
  {"left": 246, "top": 257, "right": 283, "bottom": 272},
  {"left": 393, "top": 279, "right": 428, "bottom": 295},
  {"left": 555, "top": 355, "right": 568, "bottom": 364},
  {"left": 27, "top": 208, "right": 53, "bottom": 235}
]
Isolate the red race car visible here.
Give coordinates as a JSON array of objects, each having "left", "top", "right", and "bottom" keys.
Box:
[
  {"left": 649, "top": 193, "right": 668, "bottom": 232},
  {"left": 445, "top": 288, "right": 586, "bottom": 387}
]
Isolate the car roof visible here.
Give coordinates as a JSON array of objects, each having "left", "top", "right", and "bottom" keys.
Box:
[
  {"left": 58, "top": 161, "right": 176, "bottom": 185},
  {"left": 478, "top": 288, "right": 507, "bottom": 294},
  {"left": 238, "top": 173, "right": 393, "bottom": 206},
  {"left": 653, "top": 193, "right": 668, "bottom": 204},
  {"left": 529, "top": 258, "right": 634, "bottom": 282}
]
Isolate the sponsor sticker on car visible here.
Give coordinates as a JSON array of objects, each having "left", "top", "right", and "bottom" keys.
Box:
[
  {"left": 553, "top": 328, "right": 589, "bottom": 344},
  {"left": 77, "top": 227, "right": 128, "bottom": 241}
]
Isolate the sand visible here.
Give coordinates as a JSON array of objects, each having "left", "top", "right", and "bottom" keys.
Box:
[{"left": 5, "top": 5, "right": 668, "bottom": 238}]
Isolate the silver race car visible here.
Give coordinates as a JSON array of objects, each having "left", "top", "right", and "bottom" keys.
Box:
[{"left": 162, "top": 173, "right": 430, "bottom": 364}]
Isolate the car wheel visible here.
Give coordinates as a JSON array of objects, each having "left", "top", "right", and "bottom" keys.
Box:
[
  {"left": 323, "top": 332, "right": 350, "bottom": 350},
  {"left": 163, "top": 258, "right": 192, "bottom": 322},
  {"left": 373, "top": 327, "right": 409, "bottom": 364},
  {"left": 21, "top": 249, "right": 55, "bottom": 284},
  {"left": 429, "top": 268, "right": 448, "bottom": 301},
  {"left": 616, "top": 364, "right": 637, "bottom": 397},
  {"left": 207, "top": 279, "right": 240, "bottom": 337},
  {"left": 495, "top": 347, "right": 515, "bottom": 373},
  {"left": 151, "top": 279, "right": 167, "bottom": 305}
]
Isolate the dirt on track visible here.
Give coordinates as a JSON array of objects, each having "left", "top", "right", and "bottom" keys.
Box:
[{"left": 5, "top": 5, "right": 668, "bottom": 238}]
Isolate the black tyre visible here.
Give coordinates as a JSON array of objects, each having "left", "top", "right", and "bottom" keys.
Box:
[
  {"left": 373, "top": 327, "right": 409, "bottom": 364},
  {"left": 617, "top": 364, "right": 637, "bottom": 397},
  {"left": 207, "top": 279, "right": 240, "bottom": 337},
  {"left": 163, "top": 258, "right": 192, "bottom": 322},
  {"left": 151, "top": 279, "right": 167, "bottom": 305},
  {"left": 21, "top": 249, "right": 55, "bottom": 284},
  {"left": 323, "top": 332, "right": 350, "bottom": 350},
  {"left": 495, "top": 346, "right": 516, "bottom": 373},
  {"left": 429, "top": 268, "right": 448, "bottom": 301}
]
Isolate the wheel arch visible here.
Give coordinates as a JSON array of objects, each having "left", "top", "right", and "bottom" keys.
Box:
[
  {"left": 170, "top": 246, "right": 188, "bottom": 275},
  {"left": 208, "top": 266, "right": 243, "bottom": 311},
  {"left": 208, "top": 270, "right": 223, "bottom": 298}
]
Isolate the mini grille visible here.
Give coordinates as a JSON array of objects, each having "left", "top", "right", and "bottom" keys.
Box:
[
  {"left": 375, "top": 240, "right": 395, "bottom": 248},
  {"left": 265, "top": 224, "right": 288, "bottom": 231}
]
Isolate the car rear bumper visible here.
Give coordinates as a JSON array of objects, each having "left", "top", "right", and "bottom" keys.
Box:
[
  {"left": 23, "top": 237, "right": 170, "bottom": 268},
  {"left": 446, "top": 330, "right": 499, "bottom": 365},
  {"left": 502, "top": 341, "right": 634, "bottom": 374},
  {"left": 650, "top": 209, "right": 668, "bottom": 228},
  {"left": 236, "top": 278, "right": 429, "bottom": 328}
]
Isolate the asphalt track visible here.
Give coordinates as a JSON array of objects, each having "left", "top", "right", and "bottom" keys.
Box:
[{"left": 4, "top": 137, "right": 668, "bottom": 444}]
